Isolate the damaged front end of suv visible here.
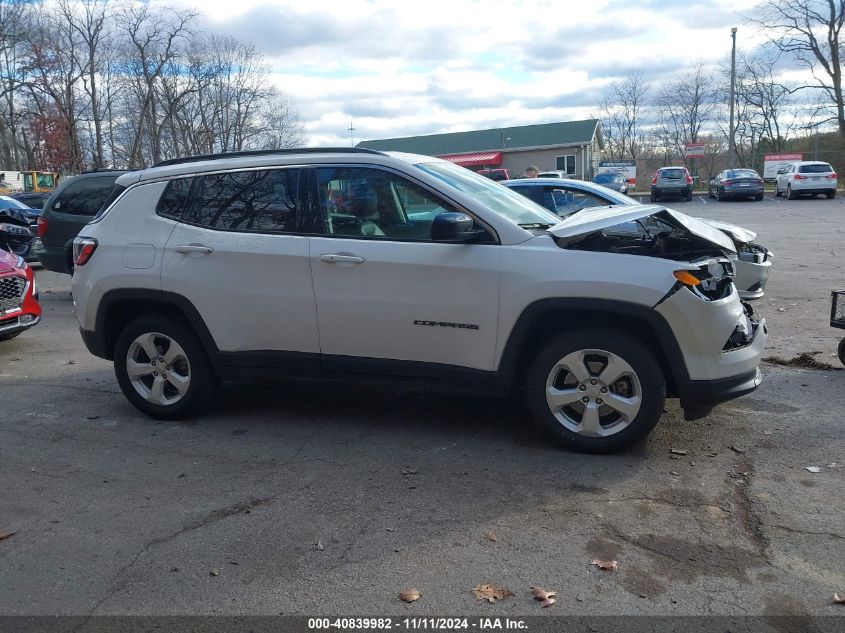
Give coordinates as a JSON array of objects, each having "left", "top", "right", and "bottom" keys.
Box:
[{"left": 546, "top": 204, "right": 767, "bottom": 420}]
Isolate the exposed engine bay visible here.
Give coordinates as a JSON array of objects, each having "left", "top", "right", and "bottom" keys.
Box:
[{"left": 556, "top": 210, "right": 733, "bottom": 263}]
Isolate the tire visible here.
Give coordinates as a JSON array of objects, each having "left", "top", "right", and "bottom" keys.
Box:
[
  {"left": 774, "top": 182, "right": 781, "bottom": 197},
  {"left": 650, "top": 193, "right": 657, "bottom": 203},
  {"left": 717, "top": 188, "right": 726, "bottom": 202},
  {"left": 523, "top": 329, "right": 666, "bottom": 453},
  {"left": 113, "top": 314, "right": 217, "bottom": 420},
  {"left": 0, "top": 330, "right": 22, "bottom": 342},
  {"left": 787, "top": 185, "right": 797, "bottom": 200},
  {"left": 754, "top": 194, "right": 763, "bottom": 201},
  {"left": 685, "top": 191, "right": 693, "bottom": 202},
  {"left": 839, "top": 338, "right": 845, "bottom": 366},
  {"left": 827, "top": 191, "right": 836, "bottom": 199},
  {"left": 708, "top": 187, "right": 715, "bottom": 199}
]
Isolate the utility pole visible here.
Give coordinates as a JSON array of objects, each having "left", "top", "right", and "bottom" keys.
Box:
[
  {"left": 348, "top": 121, "right": 356, "bottom": 147},
  {"left": 729, "top": 27, "right": 737, "bottom": 166}
]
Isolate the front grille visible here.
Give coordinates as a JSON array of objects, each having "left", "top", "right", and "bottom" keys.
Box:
[{"left": 0, "top": 276, "right": 26, "bottom": 311}]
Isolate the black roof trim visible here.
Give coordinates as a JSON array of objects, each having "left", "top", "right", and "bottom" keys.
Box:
[{"left": 152, "top": 147, "right": 386, "bottom": 168}]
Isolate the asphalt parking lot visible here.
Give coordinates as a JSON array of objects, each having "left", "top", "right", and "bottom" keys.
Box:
[{"left": 1, "top": 195, "right": 844, "bottom": 619}]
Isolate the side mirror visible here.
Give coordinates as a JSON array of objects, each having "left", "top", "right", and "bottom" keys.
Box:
[{"left": 431, "top": 212, "right": 483, "bottom": 243}]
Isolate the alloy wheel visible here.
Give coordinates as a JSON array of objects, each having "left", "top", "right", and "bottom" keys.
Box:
[
  {"left": 544, "top": 348, "right": 642, "bottom": 437},
  {"left": 126, "top": 332, "right": 192, "bottom": 406}
]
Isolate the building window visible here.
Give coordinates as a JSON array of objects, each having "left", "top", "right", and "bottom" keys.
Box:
[{"left": 556, "top": 154, "right": 576, "bottom": 175}]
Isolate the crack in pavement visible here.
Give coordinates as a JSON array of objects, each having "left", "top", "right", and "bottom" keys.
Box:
[
  {"left": 79, "top": 495, "right": 276, "bottom": 622},
  {"left": 768, "top": 524, "right": 845, "bottom": 541}
]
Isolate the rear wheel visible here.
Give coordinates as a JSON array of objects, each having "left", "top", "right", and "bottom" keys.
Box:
[
  {"left": 839, "top": 338, "right": 845, "bottom": 366},
  {"left": 685, "top": 191, "right": 693, "bottom": 202},
  {"left": 787, "top": 184, "right": 797, "bottom": 200},
  {"left": 827, "top": 191, "right": 837, "bottom": 199},
  {"left": 754, "top": 194, "right": 764, "bottom": 201},
  {"left": 717, "top": 188, "right": 726, "bottom": 201},
  {"left": 524, "top": 329, "right": 666, "bottom": 453},
  {"left": 113, "top": 314, "right": 217, "bottom": 420},
  {"left": 650, "top": 193, "right": 657, "bottom": 202}
]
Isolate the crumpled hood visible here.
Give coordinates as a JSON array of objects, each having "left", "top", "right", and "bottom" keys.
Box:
[
  {"left": 695, "top": 217, "right": 756, "bottom": 243},
  {"left": 546, "top": 204, "right": 737, "bottom": 253}
]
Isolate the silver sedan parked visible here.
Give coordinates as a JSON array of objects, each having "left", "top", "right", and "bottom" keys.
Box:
[{"left": 501, "top": 177, "right": 773, "bottom": 300}]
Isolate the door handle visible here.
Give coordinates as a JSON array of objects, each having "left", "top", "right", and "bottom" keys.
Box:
[
  {"left": 175, "top": 244, "right": 213, "bottom": 255},
  {"left": 320, "top": 254, "right": 365, "bottom": 264}
]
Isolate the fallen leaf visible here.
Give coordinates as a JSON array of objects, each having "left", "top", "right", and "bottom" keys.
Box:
[
  {"left": 530, "top": 586, "right": 557, "bottom": 608},
  {"left": 0, "top": 531, "right": 16, "bottom": 541},
  {"left": 591, "top": 559, "right": 618, "bottom": 572},
  {"left": 730, "top": 445, "right": 746, "bottom": 454},
  {"left": 473, "top": 584, "right": 514, "bottom": 603},
  {"left": 399, "top": 587, "right": 421, "bottom": 603},
  {"left": 833, "top": 593, "right": 845, "bottom": 604},
  {"left": 210, "top": 568, "right": 220, "bottom": 577},
  {"left": 486, "top": 531, "right": 498, "bottom": 542},
  {"left": 670, "top": 448, "right": 688, "bottom": 455},
  {"left": 804, "top": 466, "right": 822, "bottom": 473}
]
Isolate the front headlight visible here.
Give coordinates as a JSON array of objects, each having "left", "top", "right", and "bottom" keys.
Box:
[
  {"left": 0, "top": 222, "right": 32, "bottom": 236},
  {"left": 16, "top": 255, "right": 26, "bottom": 269}
]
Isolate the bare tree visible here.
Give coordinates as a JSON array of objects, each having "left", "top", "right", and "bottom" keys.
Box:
[
  {"left": 752, "top": 0, "right": 845, "bottom": 136},
  {"left": 654, "top": 63, "right": 719, "bottom": 163},
  {"left": 262, "top": 90, "right": 305, "bottom": 149},
  {"left": 599, "top": 71, "right": 651, "bottom": 160}
]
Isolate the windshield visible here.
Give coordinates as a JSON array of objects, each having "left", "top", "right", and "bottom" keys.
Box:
[
  {"left": 594, "top": 173, "right": 621, "bottom": 183},
  {"left": 415, "top": 161, "right": 560, "bottom": 227},
  {"left": 729, "top": 169, "right": 759, "bottom": 178}
]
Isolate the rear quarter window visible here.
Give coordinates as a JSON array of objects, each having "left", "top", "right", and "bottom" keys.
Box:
[{"left": 156, "top": 177, "right": 195, "bottom": 220}]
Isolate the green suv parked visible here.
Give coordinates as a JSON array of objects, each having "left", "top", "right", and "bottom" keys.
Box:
[{"left": 37, "top": 170, "right": 128, "bottom": 273}]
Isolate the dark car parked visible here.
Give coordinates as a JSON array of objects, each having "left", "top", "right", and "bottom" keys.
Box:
[
  {"left": 10, "top": 191, "right": 52, "bottom": 209},
  {"left": 593, "top": 172, "right": 628, "bottom": 193},
  {"left": 37, "top": 170, "right": 128, "bottom": 274},
  {"left": 709, "top": 169, "right": 764, "bottom": 201}
]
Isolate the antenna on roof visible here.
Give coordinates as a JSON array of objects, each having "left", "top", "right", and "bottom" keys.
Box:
[{"left": 348, "top": 121, "right": 356, "bottom": 147}]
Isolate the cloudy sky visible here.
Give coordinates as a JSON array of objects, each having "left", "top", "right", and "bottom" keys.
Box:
[{"left": 161, "top": 0, "right": 768, "bottom": 146}]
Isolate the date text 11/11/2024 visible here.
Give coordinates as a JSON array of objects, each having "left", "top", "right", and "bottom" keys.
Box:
[{"left": 307, "top": 617, "right": 528, "bottom": 630}]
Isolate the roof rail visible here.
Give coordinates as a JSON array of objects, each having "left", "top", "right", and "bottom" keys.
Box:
[{"left": 152, "top": 147, "right": 386, "bottom": 168}]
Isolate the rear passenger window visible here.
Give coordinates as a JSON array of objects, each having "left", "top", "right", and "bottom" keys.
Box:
[
  {"left": 187, "top": 169, "right": 300, "bottom": 233},
  {"left": 157, "top": 177, "right": 194, "bottom": 219}
]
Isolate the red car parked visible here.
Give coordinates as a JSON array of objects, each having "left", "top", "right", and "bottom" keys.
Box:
[{"left": 0, "top": 248, "right": 41, "bottom": 341}]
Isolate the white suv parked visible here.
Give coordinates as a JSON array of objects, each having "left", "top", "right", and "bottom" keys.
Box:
[
  {"left": 775, "top": 161, "right": 838, "bottom": 199},
  {"left": 72, "top": 149, "right": 767, "bottom": 453}
]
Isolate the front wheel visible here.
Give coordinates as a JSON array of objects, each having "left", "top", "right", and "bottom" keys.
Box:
[
  {"left": 113, "top": 314, "right": 217, "bottom": 420},
  {"left": 524, "top": 329, "right": 666, "bottom": 453},
  {"left": 0, "top": 330, "right": 22, "bottom": 342}
]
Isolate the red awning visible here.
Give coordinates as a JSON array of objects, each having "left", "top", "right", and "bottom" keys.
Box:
[{"left": 438, "top": 151, "right": 502, "bottom": 167}]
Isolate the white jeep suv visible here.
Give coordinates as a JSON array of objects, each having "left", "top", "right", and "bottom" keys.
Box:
[
  {"left": 775, "top": 161, "right": 838, "bottom": 199},
  {"left": 72, "top": 149, "right": 767, "bottom": 453}
]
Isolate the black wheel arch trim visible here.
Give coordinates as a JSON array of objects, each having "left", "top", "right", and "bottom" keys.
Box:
[{"left": 496, "top": 297, "right": 691, "bottom": 394}]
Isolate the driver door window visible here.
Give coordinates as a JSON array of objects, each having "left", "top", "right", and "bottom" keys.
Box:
[{"left": 316, "top": 167, "right": 459, "bottom": 241}]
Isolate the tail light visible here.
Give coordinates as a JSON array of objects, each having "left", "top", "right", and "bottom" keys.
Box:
[
  {"left": 686, "top": 174, "right": 693, "bottom": 184},
  {"left": 827, "top": 173, "right": 838, "bottom": 179},
  {"left": 651, "top": 176, "right": 657, "bottom": 185},
  {"left": 794, "top": 174, "right": 807, "bottom": 180},
  {"left": 72, "top": 236, "right": 98, "bottom": 266},
  {"left": 723, "top": 180, "right": 735, "bottom": 186},
  {"left": 36, "top": 216, "right": 48, "bottom": 237}
]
